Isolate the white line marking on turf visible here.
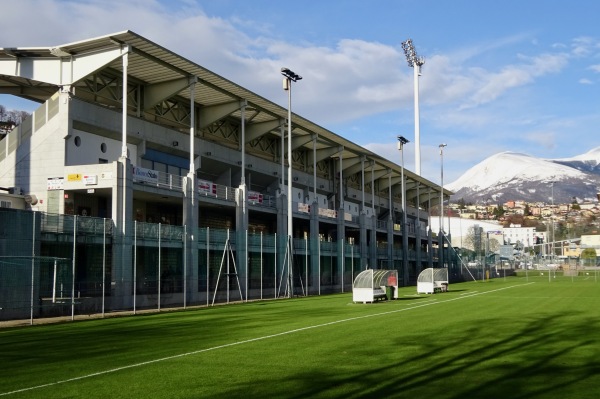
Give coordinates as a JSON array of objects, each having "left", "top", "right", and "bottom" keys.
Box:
[{"left": 0, "top": 283, "right": 533, "bottom": 396}]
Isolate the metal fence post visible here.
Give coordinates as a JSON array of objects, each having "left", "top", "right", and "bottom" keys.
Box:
[{"left": 72, "top": 215, "right": 76, "bottom": 321}]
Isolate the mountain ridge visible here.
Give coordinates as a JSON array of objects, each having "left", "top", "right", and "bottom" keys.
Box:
[{"left": 447, "top": 147, "right": 600, "bottom": 204}]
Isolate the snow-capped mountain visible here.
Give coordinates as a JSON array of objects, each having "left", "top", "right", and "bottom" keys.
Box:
[
  {"left": 553, "top": 147, "right": 600, "bottom": 175},
  {"left": 446, "top": 148, "right": 600, "bottom": 204}
]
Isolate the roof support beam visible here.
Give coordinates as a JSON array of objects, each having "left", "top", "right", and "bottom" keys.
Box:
[
  {"left": 364, "top": 167, "right": 388, "bottom": 184},
  {"left": 291, "top": 134, "right": 313, "bottom": 151},
  {"left": 198, "top": 100, "right": 244, "bottom": 129},
  {"left": 380, "top": 175, "right": 402, "bottom": 191},
  {"left": 143, "top": 76, "right": 196, "bottom": 110},
  {"left": 341, "top": 156, "right": 364, "bottom": 176},
  {"left": 0, "top": 45, "right": 124, "bottom": 86},
  {"left": 308, "top": 145, "right": 343, "bottom": 165},
  {"left": 0, "top": 84, "right": 56, "bottom": 98},
  {"left": 245, "top": 119, "right": 282, "bottom": 143}
]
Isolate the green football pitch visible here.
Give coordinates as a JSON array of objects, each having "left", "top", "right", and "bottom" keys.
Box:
[{"left": 1, "top": 276, "right": 599, "bottom": 398}]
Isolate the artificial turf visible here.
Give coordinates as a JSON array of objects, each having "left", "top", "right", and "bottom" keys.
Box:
[{"left": 1, "top": 276, "right": 599, "bottom": 398}]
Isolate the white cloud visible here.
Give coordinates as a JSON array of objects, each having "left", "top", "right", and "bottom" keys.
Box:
[
  {"left": 571, "top": 36, "right": 597, "bottom": 57},
  {"left": 1, "top": 1, "right": 577, "bottom": 126},
  {"left": 579, "top": 78, "right": 594, "bottom": 85},
  {"left": 4, "top": 0, "right": 599, "bottom": 184},
  {"left": 460, "top": 52, "right": 568, "bottom": 109}
]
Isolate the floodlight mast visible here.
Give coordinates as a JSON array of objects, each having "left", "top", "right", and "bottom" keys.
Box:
[
  {"left": 281, "top": 67, "right": 302, "bottom": 298},
  {"left": 401, "top": 39, "right": 425, "bottom": 176}
]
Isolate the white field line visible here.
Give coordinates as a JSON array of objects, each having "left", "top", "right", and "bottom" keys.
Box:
[{"left": 0, "top": 283, "right": 533, "bottom": 396}]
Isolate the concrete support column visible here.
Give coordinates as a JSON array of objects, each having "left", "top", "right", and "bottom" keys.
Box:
[
  {"left": 112, "top": 157, "right": 133, "bottom": 308},
  {"left": 415, "top": 185, "right": 422, "bottom": 275},
  {"left": 336, "top": 210, "right": 345, "bottom": 291},
  {"left": 358, "top": 156, "right": 368, "bottom": 271},
  {"left": 439, "top": 229, "right": 444, "bottom": 268},
  {"left": 112, "top": 49, "right": 133, "bottom": 309},
  {"left": 309, "top": 200, "right": 320, "bottom": 294},
  {"left": 183, "top": 175, "right": 199, "bottom": 303},
  {"left": 276, "top": 191, "right": 287, "bottom": 295},
  {"left": 183, "top": 78, "right": 199, "bottom": 304},
  {"left": 387, "top": 173, "right": 393, "bottom": 270},
  {"left": 428, "top": 229, "right": 434, "bottom": 268},
  {"left": 236, "top": 103, "right": 248, "bottom": 298},
  {"left": 369, "top": 216, "right": 377, "bottom": 269},
  {"left": 359, "top": 212, "right": 368, "bottom": 270},
  {"left": 402, "top": 214, "right": 409, "bottom": 286},
  {"left": 235, "top": 185, "right": 248, "bottom": 298}
]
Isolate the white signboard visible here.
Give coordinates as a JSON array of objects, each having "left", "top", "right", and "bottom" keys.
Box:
[
  {"left": 247, "top": 191, "right": 263, "bottom": 203},
  {"left": 298, "top": 203, "right": 310, "bottom": 213},
  {"left": 319, "top": 208, "right": 337, "bottom": 218},
  {"left": 132, "top": 166, "right": 159, "bottom": 184},
  {"left": 198, "top": 179, "right": 216, "bottom": 195},
  {"left": 47, "top": 177, "right": 64, "bottom": 190},
  {"left": 84, "top": 175, "right": 98, "bottom": 185}
]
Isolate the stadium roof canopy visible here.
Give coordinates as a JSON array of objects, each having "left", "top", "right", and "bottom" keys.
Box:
[{"left": 0, "top": 30, "right": 449, "bottom": 207}]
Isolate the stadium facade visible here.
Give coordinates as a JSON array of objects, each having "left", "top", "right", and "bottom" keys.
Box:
[{"left": 0, "top": 31, "right": 453, "bottom": 319}]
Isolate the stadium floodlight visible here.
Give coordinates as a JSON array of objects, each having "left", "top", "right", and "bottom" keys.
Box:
[
  {"left": 401, "top": 39, "right": 425, "bottom": 176},
  {"left": 281, "top": 67, "right": 302, "bottom": 298},
  {"left": 281, "top": 67, "right": 302, "bottom": 83}
]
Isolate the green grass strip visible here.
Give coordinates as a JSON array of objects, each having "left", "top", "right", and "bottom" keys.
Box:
[{"left": 1, "top": 278, "right": 599, "bottom": 398}]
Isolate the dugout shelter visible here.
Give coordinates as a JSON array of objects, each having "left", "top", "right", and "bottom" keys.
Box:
[
  {"left": 417, "top": 268, "right": 448, "bottom": 294},
  {"left": 352, "top": 269, "right": 398, "bottom": 303}
]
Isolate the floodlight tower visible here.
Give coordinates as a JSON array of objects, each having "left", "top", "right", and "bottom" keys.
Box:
[
  {"left": 401, "top": 38, "right": 425, "bottom": 176},
  {"left": 281, "top": 67, "right": 302, "bottom": 297}
]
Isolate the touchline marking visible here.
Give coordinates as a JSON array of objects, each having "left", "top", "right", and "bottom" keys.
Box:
[{"left": 0, "top": 283, "right": 533, "bottom": 396}]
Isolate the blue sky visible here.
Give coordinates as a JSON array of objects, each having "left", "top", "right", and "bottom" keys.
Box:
[{"left": 2, "top": 0, "right": 599, "bottom": 184}]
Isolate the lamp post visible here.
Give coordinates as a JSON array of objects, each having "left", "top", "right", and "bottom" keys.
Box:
[
  {"left": 438, "top": 143, "right": 447, "bottom": 270},
  {"left": 281, "top": 67, "right": 302, "bottom": 297},
  {"left": 398, "top": 135, "right": 409, "bottom": 283},
  {"left": 397, "top": 136, "right": 409, "bottom": 216},
  {"left": 550, "top": 181, "right": 555, "bottom": 260},
  {"left": 439, "top": 143, "right": 447, "bottom": 233},
  {"left": 401, "top": 39, "right": 425, "bottom": 176}
]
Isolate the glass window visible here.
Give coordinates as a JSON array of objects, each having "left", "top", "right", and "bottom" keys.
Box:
[
  {"left": 141, "top": 159, "right": 153, "bottom": 169},
  {"left": 153, "top": 162, "right": 167, "bottom": 173}
]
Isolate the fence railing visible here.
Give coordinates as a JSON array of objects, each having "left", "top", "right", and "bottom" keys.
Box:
[{"left": 0, "top": 208, "right": 448, "bottom": 325}]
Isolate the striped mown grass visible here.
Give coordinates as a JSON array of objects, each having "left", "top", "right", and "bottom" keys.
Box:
[{"left": 1, "top": 277, "right": 599, "bottom": 398}]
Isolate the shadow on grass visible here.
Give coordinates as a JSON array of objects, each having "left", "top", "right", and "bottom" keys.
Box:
[{"left": 206, "top": 312, "right": 600, "bottom": 399}]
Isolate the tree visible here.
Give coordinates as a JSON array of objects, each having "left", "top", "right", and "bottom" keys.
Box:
[
  {"left": 571, "top": 198, "right": 580, "bottom": 210},
  {"left": 463, "top": 225, "right": 485, "bottom": 255},
  {"left": 0, "top": 104, "right": 30, "bottom": 134},
  {"left": 580, "top": 248, "right": 597, "bottom": 266},
  {"left": 492, "top": 204, "right": 505, "bottom": 219},
  {"left": 488, "top": 237, "right": 500, "bottom": 253}
]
